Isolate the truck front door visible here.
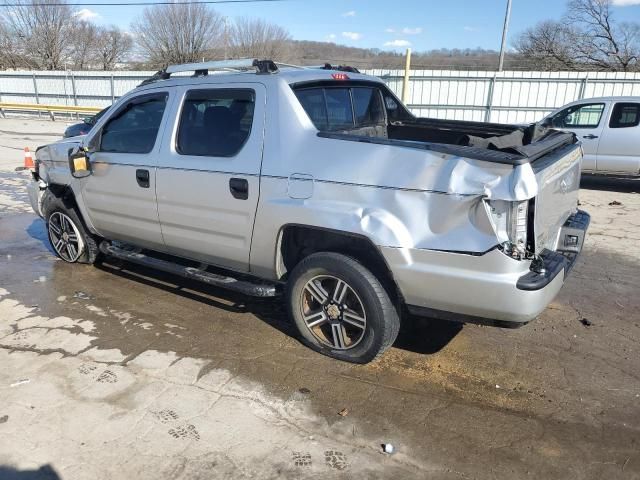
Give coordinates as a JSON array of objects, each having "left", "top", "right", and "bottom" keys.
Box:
[
  {"left": 81, "top": 90, "right": 172, "bottom": 250},
  {"left": 155, "top": 84, "right": 265, "bottom": 272},
  {"left": 549, "top": 101, "right": 608, "bottom": 172}
]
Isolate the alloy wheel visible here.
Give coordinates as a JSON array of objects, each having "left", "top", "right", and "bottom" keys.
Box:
[
  {"left": 48, "top": 211, "right": 84, "bottom": 262},
  {"left": 299, "top": 275, "right": 367, "bottom": 350}
]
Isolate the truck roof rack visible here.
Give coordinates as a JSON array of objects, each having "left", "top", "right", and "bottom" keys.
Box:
[
  {"left": 139, "top": 58, "right": 279, "bottom": 86},
  {"left": 138, "top": 59, "right": 361, "bottom": 87}
]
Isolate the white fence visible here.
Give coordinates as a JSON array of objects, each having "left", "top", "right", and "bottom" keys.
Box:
[
  {"left": 3, "top": 69, "right": 640, "bottom": 124},
  {"left": 371, "top": 69, "right": 640, "bottom": 123}
]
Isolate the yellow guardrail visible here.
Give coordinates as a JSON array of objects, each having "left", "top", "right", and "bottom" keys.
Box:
[{"left": 0, "top": 102, "right": 102, "bottom": 120}]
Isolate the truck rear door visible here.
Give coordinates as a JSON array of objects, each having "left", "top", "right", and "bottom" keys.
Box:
[
  {"left": 155, "top": 83, "right": 266, "bottom": 272},
  {"left": 596, "top": 101, "right": 640, "bottom": 174}
]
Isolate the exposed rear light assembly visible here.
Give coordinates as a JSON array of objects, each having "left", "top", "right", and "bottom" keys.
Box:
[{"left": 484, "top": 199, "right": 531, "bottom": 260}]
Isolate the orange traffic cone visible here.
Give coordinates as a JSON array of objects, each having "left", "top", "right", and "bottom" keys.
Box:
[{"left": 23, "top": 147, "right": 34, "bottom": 170}]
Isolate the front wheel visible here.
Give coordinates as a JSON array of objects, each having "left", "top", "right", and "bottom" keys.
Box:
[
  {"left": 286, "top": 252, "right": 400, "bottom": 363},
  {"left": 43, "top": 193, "right": 100, "bottom": 264}
]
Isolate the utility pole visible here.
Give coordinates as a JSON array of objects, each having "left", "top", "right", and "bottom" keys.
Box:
[
  {"left": 223, "top": 16, "right": 229, "bottom": 60},
  {"left": 498, "top": 0, "right": 512, "bottom": 72},
  {"left": 402, "top": 48, "right": 412, "bottom": 104}
]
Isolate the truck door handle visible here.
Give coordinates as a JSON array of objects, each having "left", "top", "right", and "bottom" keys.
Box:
[
  {"left": 582, "top": 134, "right": 599, "bottom": 139},
  {"left": 229, "top": 178, "right": 249, "bottom": 200},
  {"left": 136, "top": 169, "right": 150, "bottom": 188}
]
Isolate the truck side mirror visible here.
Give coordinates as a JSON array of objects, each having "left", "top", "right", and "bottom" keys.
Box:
[{"left": 68, "top": 145, "right": 92, "bottom": 178}]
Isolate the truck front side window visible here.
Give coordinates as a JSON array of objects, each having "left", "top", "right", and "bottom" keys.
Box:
[
  {"left": 99, "top": 94, "right": 168, "bottom": 154},
  {"left": 553, "top": 103, "right": 605, "bottom": 129}
]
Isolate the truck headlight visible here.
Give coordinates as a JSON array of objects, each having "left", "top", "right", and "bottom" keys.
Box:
[{"left": 484, "top": 199, "right": 529, "bottom": 258}]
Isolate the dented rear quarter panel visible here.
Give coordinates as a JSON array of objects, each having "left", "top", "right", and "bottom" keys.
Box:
[{"left": 249, "top": 78, "right": 545, "bottom": 279}]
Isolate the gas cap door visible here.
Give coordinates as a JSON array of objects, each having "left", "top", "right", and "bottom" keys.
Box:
[{"left": 287, "top": 173, "right": 314, "bottom": 199}]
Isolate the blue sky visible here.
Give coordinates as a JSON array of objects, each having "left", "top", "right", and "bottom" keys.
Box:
[{"left": 77, "top": 0, "right": 640, "bottom": 52}]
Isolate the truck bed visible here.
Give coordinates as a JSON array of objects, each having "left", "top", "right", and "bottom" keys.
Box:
[{"left": 320, "top": 119, "right": 577, "bottom": 166}]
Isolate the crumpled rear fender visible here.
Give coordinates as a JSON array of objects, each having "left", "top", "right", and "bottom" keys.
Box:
[{"left": 249, "top": 170, "right": 533, "bottom": 279}]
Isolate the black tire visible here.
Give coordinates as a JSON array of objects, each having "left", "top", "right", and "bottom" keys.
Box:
[
  {"left": 42, "top": 190, "right": 100, "bottom": 264},
  {"left": 286, "top": 252, "right": 400, "bottom": 363}
]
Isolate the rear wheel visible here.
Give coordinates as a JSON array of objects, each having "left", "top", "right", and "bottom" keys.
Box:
[
  {"left": 287, "top": 252, "right": 400, "bottom": 363},
  {"left": 43, "top": 193, "right": 100, "bottom": 264}
]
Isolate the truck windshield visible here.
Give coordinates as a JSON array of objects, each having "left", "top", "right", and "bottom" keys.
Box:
[{"left": 295, "top": 86, "right": 385, "bottom": 131}]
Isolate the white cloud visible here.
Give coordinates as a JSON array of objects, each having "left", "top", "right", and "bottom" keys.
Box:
[
  {"left": 326, "top": 33, "right": 337, "bottom": 41},
  {"left": 74, "top": 8, "right": 99, "bottom": 21},
  {"left": 401, "top": 27, "right": 423, "bottom": 35},
  {"left": 342, "top": 31, "right": 362, "bottom": 41},
  {"left": 612, "top": 0, "right": 640, "bottom": 5},
  {"left": 385, "top": 28, "right": 396, "bottom": 33},
  {"left": 342, "top": 10, "right": 356, "bottom": 17},
  {"left": 463, "top": 26, "right": 478, "bottom": 32},
  {"left": 384, "top": 39, "right": 412, "bottom": 48}
]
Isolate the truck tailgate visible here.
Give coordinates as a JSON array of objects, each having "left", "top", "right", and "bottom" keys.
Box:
[{"left": 532, "top": 144, "right": 582, "bottom": 252}]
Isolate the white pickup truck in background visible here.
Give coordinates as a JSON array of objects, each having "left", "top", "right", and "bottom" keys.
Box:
[{"left": 542, "top": 96, "right": 640, "bottom": 176}]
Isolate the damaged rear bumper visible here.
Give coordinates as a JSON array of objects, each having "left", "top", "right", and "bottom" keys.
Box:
[
  {"left": 382, "top": 209, "right": 590, "bottom": 327},
  {"left": 516, "top": 210, "right": 590, "bottom": 291}
]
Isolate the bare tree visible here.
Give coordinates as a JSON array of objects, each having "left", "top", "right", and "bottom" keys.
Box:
[
  {"left": 132, "top": 3, "right": 224, "bottom": 67},
  {"left": 0, "top": 19, "right": 28, "bottom": 69},
  {"left": 95, "top": 27, "right": 132, "bottom": 70},
  {"left": 567, "top": 0, "right": 639, "bottom": 71},
  {"left": 516, "top": 0, "right": 640, "bottom": 71},
  {"left": 514, "top": 21, "right": 580, "bottom": 70},
  {"left": 228, "top": 17, "right": 293, "bottom": 61},
  {"left": 69, "top": 21, "right": 100, "bottom": 70},
  {"left": 1, "top": 0, "right": 74, "bottom": 70}
]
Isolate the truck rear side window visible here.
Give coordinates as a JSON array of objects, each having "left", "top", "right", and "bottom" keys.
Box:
[
  {"left": 295, "top": 86, "right": 385, "bottom": 131},
  {"left": 177, "top": 89, "right": 255, "bottom": 157},
  {"left": 609, "top": 102, "right": 640, "bottom": 128}
]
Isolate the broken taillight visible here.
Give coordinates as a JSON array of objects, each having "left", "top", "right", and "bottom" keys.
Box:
[{"left": 484, "top": 199, "right": 530, "bottom": 259}]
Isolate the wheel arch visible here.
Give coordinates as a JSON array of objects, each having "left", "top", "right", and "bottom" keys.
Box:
[
  {"left": 42, "top": 184, "right": 98, "bottom": 238},
  {"left": 276, "top": 224, "right": 402, "bottom": 304},
  {"left": 43, "top": 184, "right": 78, "bottom": 214}
]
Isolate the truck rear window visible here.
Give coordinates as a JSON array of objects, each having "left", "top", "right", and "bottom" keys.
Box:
[{"left": 295, "top": 86, "right": 384, "bottom": 131}]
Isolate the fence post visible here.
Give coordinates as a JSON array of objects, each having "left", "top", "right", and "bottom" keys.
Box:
[
  {"left": 485, "top": 74, "right": 497, "bottom": 122},
  {"left": 110, "top": 74, "right": 115, "bottom": 103},
  {"left": 32, "top": 73, "right": 41, "bottom": 119},
  {"left": 70, "top": 72, "right": 78, "bottom": 106},
  {"left": 70, "top": 71, "right": 78, "bottom": 120},
  {"left": 401, "top": 48, "right": 412, "bottom": 104},
  {"left": 578, "top": 73, "right": 588, "bottom": 100}
]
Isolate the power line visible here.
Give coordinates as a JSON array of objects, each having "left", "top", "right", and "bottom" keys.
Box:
[{"left": 0, "top": 0, "right": 289, "bottom": 6}]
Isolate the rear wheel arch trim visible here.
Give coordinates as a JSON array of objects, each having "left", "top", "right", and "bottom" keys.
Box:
[{"left": 275, "top": 223, "right": 401, "bottom": 301}]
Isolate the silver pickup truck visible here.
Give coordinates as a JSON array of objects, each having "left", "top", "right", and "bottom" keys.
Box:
[{"left": 27, "top": 59, "right": 590, "bottom": 363}]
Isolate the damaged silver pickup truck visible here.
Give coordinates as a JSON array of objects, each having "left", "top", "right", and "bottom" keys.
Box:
[{"left": 27, "top": 59, "right": 590, "bottom": 363}]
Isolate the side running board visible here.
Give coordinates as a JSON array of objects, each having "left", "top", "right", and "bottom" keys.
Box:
[{"left": 99, "top": 242, "right": 278, "bottom": 297}]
